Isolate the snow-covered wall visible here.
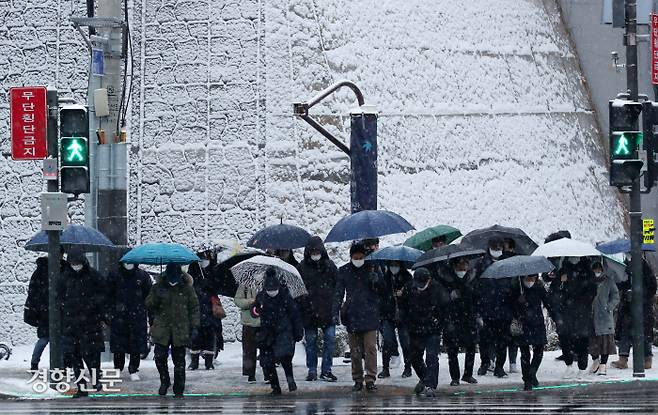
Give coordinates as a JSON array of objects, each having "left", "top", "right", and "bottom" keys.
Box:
[{"left": 0, "top": 0, "right": 626, "bottom": 345}]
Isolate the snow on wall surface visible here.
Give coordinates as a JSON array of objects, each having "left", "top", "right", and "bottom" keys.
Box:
[{"left": 0, "top": 0, "right": 626, "bottom": 345}]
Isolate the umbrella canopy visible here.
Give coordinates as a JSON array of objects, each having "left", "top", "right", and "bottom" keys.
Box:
[
  {"left": 121, "top": 243, "right": 199, "bottom": 265},
  {"left": 602, "top": 255, "right": 628, "bottom": 283},
  {"left": 480, "top": 255, "right": 555, "bottom": 279},
  {"left": 324, "top": 210, "right": 415, "bottom": 243},
  {"left": 230, "top": 255, "right": 307, "bottom": 298},
  {"left": 461, "top": 224, "right": 537, "bottom": 255},
  {"left": 596, "top": 238, "right": 656, "bottom": 255},
  {"left": 413, "top": 243, "right": 485, "bottom": 269},
  {"left": 25, "top": 224, "right": 115, "bottom": 252},
  {"left": 212, "top": 249, "right": 265, "bottom": 297},
  {"left": 247, "top": 224, "right": 312, "bottom": 250},
  {"left": 532, "top": 239, "right": 600, "bottom": 258},
  {"left": 366, "top": 245, "right": 423, "bottom": 265},
  {"left": 403, "top": 225, "right": 462, "bottom": 252}
]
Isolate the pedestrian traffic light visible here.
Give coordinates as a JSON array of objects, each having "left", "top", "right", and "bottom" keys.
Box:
[
  {"left": 59, "top": 105, "right": 89, "bottom": 195},
  {"left": 609, "top": 99, "right": 644, "bottom": 187}
]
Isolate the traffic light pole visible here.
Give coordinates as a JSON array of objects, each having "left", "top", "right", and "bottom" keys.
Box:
[
  {"left": 46, "top": 88, "right": 62, "bottom": 377},
  {"left": 625, "top": 0, "right": 646, "bottom": 378}
]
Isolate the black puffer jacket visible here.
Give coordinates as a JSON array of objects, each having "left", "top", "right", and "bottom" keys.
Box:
[
  {"left": 379, "top": 267, "right": 413, "bottom": 322},
  {"left": 616, "top": 258, "right": 658, "bottom": 340},
  {"left": 398, "top": 278, "right": 447, "bottom": 335},
  {"left": 59, "top": 261, "right": 107, "bottom": 354},
  {"left": 188, "top": 263, "right": 222, "bottom": 329},
  {"left": 107, "top": 265, "right": 152, "bottom": 354},
  {"left": 333, "top": 262, "right": 384, "bottom": 333},
  {"left": 296, "top": 236, "right": 338, "bottom": 328},
  {"left": 556, "top": 259, "right": 597, "bottom": 338},
  {"left": 435, "top": 265, "right": 479, "bottom": 347},
  {"left": 24, "top": 257, "right": 50, "bottom": 338}
]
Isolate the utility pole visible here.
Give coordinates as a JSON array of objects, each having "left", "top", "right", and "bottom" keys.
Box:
[{"left": 625, "top": 0, "right": 646, "bottom": 378}]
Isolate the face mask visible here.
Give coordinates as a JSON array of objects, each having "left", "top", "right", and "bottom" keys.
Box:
[
  {"left": 168, "top": 281, "right": 179, "bottom": 287},
  {"left": 311, "top": 254, "right": 322, "bottom": 262},
  {"left": 71, "top": 264, "right": 83, "bottom": 272},
  {"left": 568, "top": 257, "right": 579, "bottom": 265},
  {"left": 352, "top": 259, "right": 365, "bottom": 268},
  {"left": 417, "top": 280, "right": 430, "bottom": 291},
  {"left": 594, "top": 272, "right": 603, "bottom": 278},
  {"left": 389, "top": 266, "right": 401, "bottom": 275},
  {"left": 123, "top": 263, "right": 134, "bottom": 270},
  {"left": 490, "top": 249, "right": 502, "bottom": 259},
  {"left": 181, "top": 265, "right": 189, "bottom": 273},
  {"left": 523, "top": 280, "right": 535, "bottom": 289},
  {"left": 266, "top": 290, "right": 279, "bottom": 297},
  {"left": 455, "top": 270, "right": 467, "bottom": 279},
  {"left": 201, "top": 259, "right": 210, "bottom": 268}
]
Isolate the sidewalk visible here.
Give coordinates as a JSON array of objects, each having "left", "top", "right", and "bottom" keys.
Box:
[{"left": 1, "top": 343, "right": 657, "bottom": 399}]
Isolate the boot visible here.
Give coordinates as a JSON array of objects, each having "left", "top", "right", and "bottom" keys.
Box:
[
  {"left": 611, "top": 356, "right": 628, "bottom": 369},
  {"left": 188, "top": 353, "right": 199, "bottom": 370},
  {"left": 597, "top": 363, "right": 607, "bottom": 375},
  {"left": 203, "top": 354, "right": 214, "bottom": 370},
  {"left": 377, "top": 367, "right": 390, "bottom": 379},
  {"left": 645, "top": 356, "right": 653, "bottom": 369},
  {"left": 401, "top": 365, "right": 412, "bottom": 378},
  {"left": 413, "top": 380, "right": 425, "bottom": 395},
  {"left": 30, "top": 362, "right": 38, "bottom": 371},
  {"left": 589, "top": 358, "right": 600, "bottom": 374},
  {"left": 461, "top": 375, "right": 478, "bottom": 384},
  {"left": 523, "top": 381, "right": 533, "bottom": 391},
  {"left": 287, "top": 376, "right": 297, "bottom": 392},
  {"left": 270, "top": 384, "right": 282, "bottom": 396}
]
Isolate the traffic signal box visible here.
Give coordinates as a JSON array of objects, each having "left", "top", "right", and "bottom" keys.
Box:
[{"left": 59, "top": 105, "right": 89, "bottom": 195}]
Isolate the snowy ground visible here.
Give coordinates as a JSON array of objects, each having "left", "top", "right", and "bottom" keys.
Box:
[{"left": 1, "top": 342, "right": 657, "bottom": 400}]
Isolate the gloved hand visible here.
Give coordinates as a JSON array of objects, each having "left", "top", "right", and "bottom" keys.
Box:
[
  {"left": 476, "top": 317, "right": 484, "bottom": 328},
  {"left": 450, "top": 290, "right": 460, "bottom": 301}
]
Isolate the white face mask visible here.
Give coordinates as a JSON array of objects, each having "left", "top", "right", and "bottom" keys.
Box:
[
  {"left": 594, "top": 272, "right": 603, "bottom": 278},
  {"left": 181, "top": 265, "right": 189, "bottom": 273},
  {"left": 490, "top": 249, "right": 503, "bottom": 259},
  {"left": 71, "top": 264, "right": 83, "bottom": 272},
  {"left": 266, "top": 290, "right": 279, "bottom": 297},
  {"left": 455, "top": 270, "right": 467, "bottom": 279},
  {"left": 523, "top": 280, "right": 535, "bottom": 289},
  {"left": 351, "top": 259, "right": 365, "bottom": 268},
  {"left": 418, "top": 280, "right": 430, "bottom": 291},
  {"left": 168, "top": 281, "right": 179, "bottom": 287},
  {"left": 389, "top": 266, "right": 401, "bottom": 275},
  {"left": 201, "top": 259, "right": 210, "bottom": 268},
  {"left": 123, "top": 263, "right": 135, "bottom": 270},
  {"left": 311, "top": 254, "right": 322, "bottom": 262}
]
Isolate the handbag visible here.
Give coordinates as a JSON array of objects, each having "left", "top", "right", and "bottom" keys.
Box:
[
  {"left": 510, "top": 318, "right": 524, "bottom": 337},
  {"left": 212, "top": 297, "right": 226, "bottom": 319}
]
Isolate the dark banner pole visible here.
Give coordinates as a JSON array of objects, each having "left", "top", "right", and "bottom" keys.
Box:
[{"left": 349, "top": 106, "right": 378, "bottom": 213}]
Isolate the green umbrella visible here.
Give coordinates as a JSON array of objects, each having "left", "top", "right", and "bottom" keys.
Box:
[{"left": 404, "top": 225, "right": 462, "bottom": 252}]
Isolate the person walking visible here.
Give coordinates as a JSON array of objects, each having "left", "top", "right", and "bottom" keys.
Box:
[
  {"left": 253, "top": 268, "right": 304, "bottom": 395},
  {"left": 297, "top": 236, "right": 339, "bottom": 382},
  {"left": 59, "top": 249, "right": 107, "bottom": 398},
  {"left": 235, "top": 283, "right": 262, "bottom": 383},
  {"left": 398, "top": 268, "right": 446, "bottom": 397},
  {"left": 436, "top": 258, "right": 479, "bottom": 386},
  {"left": 589, "top": 262, "right": 620, "bottom": 376},
  {"left": 146, "top": 264, "right": 200, "bottom": 399},
  {"left": 107, "top": 260, "right": 152, "bottom": 381},
  {"left": 512, "top": 274, "right": 552, "bottom": 391},
  {"left": 612, "top": 255, "right": 657, "bottom": 369},
  {"left": 557, "top": 257, "right": 597, "bottom": 379},
  {"left": 24, "top": 256, "right": 54, "bottom": 371},
  {"left": 333, "top": 243, "right": 384, "bottom": 392}
]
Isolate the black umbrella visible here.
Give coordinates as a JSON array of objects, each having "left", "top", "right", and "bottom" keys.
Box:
[
  {"left": 247, "top": 223, "right": 311, "bottom": 250},
  {"left": 461, "top": 224, "right": 538, "bottom": 255},
  {"left": 25, "top": 224, "right": 115, "bottom": 252},
  {"left": 412, "top": 243, "right": 485, "bottom": 269},
  {"left": 480, "top": 255, "right": 555, "bottom": 279}
]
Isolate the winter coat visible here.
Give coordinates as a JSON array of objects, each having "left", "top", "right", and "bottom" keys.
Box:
[
  {"left": 616, "top": 259, "right": 657, "bottom": 340},
  {"left": 188, "top": 263, "right": 222, "bottom": 329},
  {"left": 398, "top": 278, "right": 447, "bottom": 336},
  {"left": 296, "top": 237, "right": 338, "bottom": 328},
  {"left": 145, "top": 273, "right": 200, "bottom": 348},
  {"left": 476, "top": 255, "right": 516, "bottom": 322},
  {"left": 333, "top": 262, "right": 384, "bottom": 333},
  {"left": 591, "top": 274, "right": 620, "bottom": 336},
  {"left": 106, "top": 266, "right": 152, "bottom": 354},
  {"left": 379, "top": 268, "right": 412, "bottom": 323},
  {"left": 512, "top": 280, "right": 552, "bottom": 346},
  {"left": 254, "top": 288, "right": 303, "bottom": 359},
  {"left": 556, "top": 261, "right": 597, "bottom": 339},
  {"left": 24, "top": 257, "right": 50, "bottom": 338},
  {"left": 435, "top": 265, "right": 479, "bottom": 347},
  {"left": 59, "top": 263, "right": 107, "bottom": 354},
  {"left": 234, "top": 284, "right": 260, "bottom": 328}
]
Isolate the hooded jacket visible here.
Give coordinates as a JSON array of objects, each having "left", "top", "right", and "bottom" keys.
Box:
[
  {"left": 435, "top": 264, "right": 479, "bottom": 347},
  {"left": 146, "top": 271, "right": 200, "bottom": 347},
  {"left": 24, "top": 257, "right": 49, "bottom": 337},
  {"left": 296, "top": 236, "right": 338, "bottom": 328}
]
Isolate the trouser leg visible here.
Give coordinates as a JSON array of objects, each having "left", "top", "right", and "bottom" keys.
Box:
[
  {"left": 128, "top": 353, "right": 141, "bottom": 374},
  {"left": 363, "top": 330, "right": 378, "bottom": 383},
  {"left": 562, "top": 336, "right": 574, "bottom": 366},
  {"left": 348, "top": 333, "right": 365, "bottom": 383},
  {"left": 113, "top": 353, "right": 126, "bottom": 371},
  {"left": 82, "top": 351, "right": 101, "bottom": 389},
  {"left": 575, "top": 337, "right": 589, "bottom": 371},
  {"left": 171, "top": 346, "right": 186, "bottom": 395},
  {"left": 154, "top": 343, "right": 171, "bottom": 387},
  {"left": 31, "top": 337, "right": 49, "bottom": 367},
  {"left": 464, "top": 345, "right": 476, "bottom": 377},
  {"left": 494, "top": 320, "right": 510, "bottom": 370},
  {"left": 321, "top": 326, "right": 336, "bottom": 375},
  {"left": 509, "top": 345, "right": 518, "bottom": 364},
  {"left": 447, "top": 346, "right": 460, "bottom": 381},
  {"left": 242, "top": 326, "right": 257, "bottom": 377},
  {"left": 600, "top": 354, "right": 609, "bottom": 364},
  {"left": 304, "top": 326, "right": 319, "bottom": 375},
  {"left": 398, "top": 326, "right": 411, "bottom": 367},
  {"left": 260, "top": 347, "right": 279, "bottom": 390},
  {"left": 409, "top": 335, "right": 427, "bottom": 383},
  {"left": 380, "top": 320, "right": 398, "bottom": 368},
  {"left": 281, "top": 355, "right": 294, "bottom": 384},
  {"left": 520, "top": 346, "right": 531, "bottom": 383},
  {"left": 618, "top": 333, "right": 631, "bottom": 357},
  {"left": 530, "top": 345, "right": 544, "bottom": 376},
  {"left": 423, "top": 334, "right": 440, "bottom": 389},
  {"left": 479, "top": 320, "right": 493, "bottom": 368}
]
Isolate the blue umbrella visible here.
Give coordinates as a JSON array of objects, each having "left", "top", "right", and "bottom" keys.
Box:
[
  {"left": 324, "top": 210, "right": 415, "bottom": 243},
  {"left": 24, "top": 224, "right": 115, "bottom": 252},
  {"left": 247, "top": 223, "right": 311, "bottom": 250},
  {"left": 596, "top": 238, "right": 656, "bottom": 255},
  {"left": 121, "top": 243, "right": 199, "bottom": 265},
  {"left": 366, "top": 245, "right": 423, "bottom": 265}
]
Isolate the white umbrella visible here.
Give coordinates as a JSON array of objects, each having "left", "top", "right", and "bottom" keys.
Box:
[
  {"left": 532, "top": 239, "right": 600, "bottom": 258},
  {"left": 230, "top": 255, "right": 307, "bottom": 298}
]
